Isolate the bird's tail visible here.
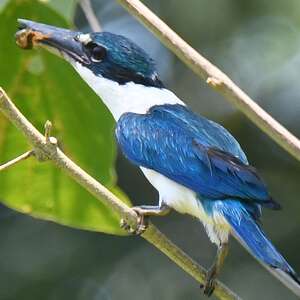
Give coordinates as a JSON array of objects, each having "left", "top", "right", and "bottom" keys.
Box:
[{"left": 220, "top": 202, "right": 300, "bottom": 297}]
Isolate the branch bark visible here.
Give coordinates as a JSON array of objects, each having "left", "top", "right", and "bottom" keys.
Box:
[
  {"left": 0, "top": 88, "right": 241, "bottom": 300},
  {"left": 116, "top": 0, "right": 300, "bottom": 161},
  {"left": 80, "top": 0, "right": 102, "bottom": 32}
]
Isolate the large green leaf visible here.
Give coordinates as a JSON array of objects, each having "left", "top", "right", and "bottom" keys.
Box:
[
  {"left": 0, "top": 0, "right": 130, "bottom": 235},
  {"left": 0, "top": 0, "right": 78, "bottom": 19}
]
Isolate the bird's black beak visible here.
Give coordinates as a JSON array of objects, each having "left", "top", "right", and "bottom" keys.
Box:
[{"left": 16, "top": 19, "right": 90, "bottom": 64}]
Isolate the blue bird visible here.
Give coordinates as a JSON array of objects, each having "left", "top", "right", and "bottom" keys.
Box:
[{"left": 16, "top": 19, "right": 300, "bottom": 297}]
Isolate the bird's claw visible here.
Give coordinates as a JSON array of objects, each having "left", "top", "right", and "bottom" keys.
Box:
[
  {"left": 120, "top": 207, "right": 149, "bottom": 235},
  {"left": 200, "top": 272, "right": 216, "bottom": 297}
]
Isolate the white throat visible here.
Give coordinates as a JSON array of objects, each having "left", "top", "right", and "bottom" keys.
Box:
[{"left": 71, "top": 61, "right": 185, "bottom": 120}]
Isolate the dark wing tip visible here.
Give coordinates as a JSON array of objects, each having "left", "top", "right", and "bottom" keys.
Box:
[
  {"left": 290, "top": 271, "right": 300, "bottom": 286},
  {"left": 264, "top": 197, "right": 282, "bottom": 210}
]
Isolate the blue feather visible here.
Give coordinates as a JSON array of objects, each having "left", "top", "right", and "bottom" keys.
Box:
[
  {"left": 116, "top": 104, "right": 279, "bottom": 213},
  {"left": 211, "top": 199, "right": 299, "bottom": 283},
  {"left": 88, "top": 32, "right": 163, "bottom": 87}
]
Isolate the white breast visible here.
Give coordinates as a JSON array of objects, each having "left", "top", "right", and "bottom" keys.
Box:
[{"left": 71, "top": 61, "right": 184, "bottom": 120}]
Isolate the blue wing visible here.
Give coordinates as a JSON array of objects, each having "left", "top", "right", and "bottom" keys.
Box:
[{"left": 116, "top": 104, "right": 279, "bottom": 210}]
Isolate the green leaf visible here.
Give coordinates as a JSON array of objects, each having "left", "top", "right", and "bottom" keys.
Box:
[{"left": 0, "top": 0, "right": 130, "bottom": 235}]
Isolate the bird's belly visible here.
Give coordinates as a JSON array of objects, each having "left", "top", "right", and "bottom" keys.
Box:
[
  {"left": 140, "top": 167, "right": 231, "bottom": 244},
  {"left": 140, "top": 167, "right": 209, "bottom": 221}
]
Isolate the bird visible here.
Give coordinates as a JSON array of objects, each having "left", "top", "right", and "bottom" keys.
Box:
[{"left": 16, "top": 19, "right": 300, "bottom": 297}]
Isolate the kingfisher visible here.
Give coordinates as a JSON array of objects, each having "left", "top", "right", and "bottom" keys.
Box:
[{"left": 16, "top": 19, "right": 300, "bottom": 297}]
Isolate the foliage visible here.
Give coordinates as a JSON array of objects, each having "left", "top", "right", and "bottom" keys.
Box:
[{"left": 0, "top": 0, "right": 130, "bottom": 235}]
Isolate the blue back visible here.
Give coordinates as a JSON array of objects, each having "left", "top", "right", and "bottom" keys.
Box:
[{"left": 116, "top": 104, "right": 279, "bottom": 217}]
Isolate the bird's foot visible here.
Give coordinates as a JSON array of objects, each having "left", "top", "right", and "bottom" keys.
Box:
[
  {"left": 200, "top": 269, "right": 216, "bottom": 297},
  {"left": 120, "top": 207, "right": 149, "bottom": 235}
]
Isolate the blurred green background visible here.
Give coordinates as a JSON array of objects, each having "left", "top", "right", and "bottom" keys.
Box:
[{"left": 0, "top": 0, "right": 300, "bottom": 299}]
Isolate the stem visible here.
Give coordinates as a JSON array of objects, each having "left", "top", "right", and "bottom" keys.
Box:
[
  {"left": 80, "top": 0, "right": 102, "bottom": 32},
  {"left": 116, "top": 0, "right": 300, "bottom": 161},
  {"left": 0, "top": 150, "right": 34, "bottom": 171}
]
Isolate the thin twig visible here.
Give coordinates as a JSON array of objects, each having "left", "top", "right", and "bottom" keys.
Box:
[
  {"left": 0, "top": 88, "right": 240, "bottom": 300},
  {"left": 80, "top": 0, "right": 101, "bottom": 32},
  {"left": 44, "top": 120, "right": 52, "bottom": 142},
  {"left": 0, "top": 150, "right": 34, "bottom": 171},
  {"left": 116, "top": 0, "right": 300, "bottom": 161}
]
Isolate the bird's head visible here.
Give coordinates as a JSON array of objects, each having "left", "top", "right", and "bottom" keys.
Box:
[
  {"left": 17, "top": 19, "right": 163, "bottom": 88},
  {"left": 16, "top": 19, "right": 181, "bottom": 119}
]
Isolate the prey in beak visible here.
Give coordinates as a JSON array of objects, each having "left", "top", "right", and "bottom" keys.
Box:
[{"left": 16, "top": 19, "right": 90, "bottom": 65}]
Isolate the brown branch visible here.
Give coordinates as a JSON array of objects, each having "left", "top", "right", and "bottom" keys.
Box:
[
  {"left": 80, "top": 0, "right": 102, "bottom": 32},
  {"left": 0, "top": 88, "right": 241, "bottom": 300},
  {"left": 116, "top": 0, "right": 300, "bottom": 161}
]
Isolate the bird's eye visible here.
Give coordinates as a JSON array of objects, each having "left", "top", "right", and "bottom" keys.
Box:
[{"left": 86, "top": 42, "right": 106, "bottom": 62}]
